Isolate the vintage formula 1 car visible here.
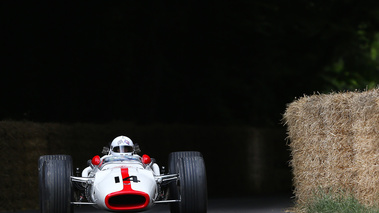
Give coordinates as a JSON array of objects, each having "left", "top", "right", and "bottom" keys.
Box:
[{"left": 38, "top": 145, "right": 207, "bottom": 213}]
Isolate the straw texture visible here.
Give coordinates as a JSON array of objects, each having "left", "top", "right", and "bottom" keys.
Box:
[{"left": 283, "top": 89, "right": 379, "bottom": 207}]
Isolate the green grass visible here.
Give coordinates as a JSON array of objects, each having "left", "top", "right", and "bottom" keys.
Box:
[{"left": 304, "top": 191, "right": 379, "bottom": 213}]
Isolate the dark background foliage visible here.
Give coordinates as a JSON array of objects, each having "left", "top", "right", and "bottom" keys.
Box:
[{"left": 2, "top": 1, "right": 379, "bottom": 125}]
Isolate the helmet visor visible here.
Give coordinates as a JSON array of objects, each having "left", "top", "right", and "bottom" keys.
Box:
[{"left": 112, "top": 145, "right": 133, "bottom": 153}]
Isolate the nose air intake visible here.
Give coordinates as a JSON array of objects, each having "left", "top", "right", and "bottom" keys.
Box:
[
  {"left": 105, "top": 191, "right": 150, "bottom": 211},
  {"left": 108, "top": 194, "right": 146, "bottom": 208}
]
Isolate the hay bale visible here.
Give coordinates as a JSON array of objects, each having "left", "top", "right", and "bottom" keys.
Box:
[
  {"left": 283, "top": 89, "right": 379, "bottom": 208},
  {"left": 350, "top": 90, "right": 379, "bottom": 206}
]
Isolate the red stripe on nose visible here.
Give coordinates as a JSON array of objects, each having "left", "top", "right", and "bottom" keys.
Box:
[{"left": 121, "top": 168, "right": 132, "bottom": 190}]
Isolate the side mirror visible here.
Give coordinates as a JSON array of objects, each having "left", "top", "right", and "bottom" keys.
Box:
[
  {"left": 102, "top": 146, "right": 110, "bottom": 155},
  {"left": 134, "top": 143, "right": 141, "bottom": 154},
  {"left": 92, "top": 155, "right": 101, "bottom": 166},
  {"left": 142, "top": 154, "right": 151, "bottom": 164}
]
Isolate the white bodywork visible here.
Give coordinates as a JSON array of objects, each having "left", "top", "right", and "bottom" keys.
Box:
[{"left": 72, "top": 155, "right": 175, "bottom": 212}]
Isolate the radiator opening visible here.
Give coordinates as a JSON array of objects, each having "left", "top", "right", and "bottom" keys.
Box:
[{"left": 108, "top": 194, "right": 146, "bottom": 208}]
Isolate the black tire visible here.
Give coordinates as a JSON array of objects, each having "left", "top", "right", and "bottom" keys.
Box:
[
  {"left": 38, "top": 155, "right": 73, "bottom": 213},
  {"left": 168, "top": 151, "right": 202, "bottom": 213},
  {"left": 168, "top": 152, "right": 202, "bottom": 173},
  {"left": 177, "top": 156, "right": 207, "bottom": 213}
]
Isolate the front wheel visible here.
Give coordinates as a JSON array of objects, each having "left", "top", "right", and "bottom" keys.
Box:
[
  {"left": 38, "top": 155, "right": 73, "bottom": 213},
  {"left": 170, "top": 155, "right": 207, "bottom": 213},
  {"left": 168, "top": 151, "right": 203, "bottom": 213}
]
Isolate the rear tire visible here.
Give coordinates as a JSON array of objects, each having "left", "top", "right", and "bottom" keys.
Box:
[
  {"left": 168, "top": 152, "right": 207, "bottom": 213},
  {"left": 38, "top": 155, "right": 73, "bottom": 213}
]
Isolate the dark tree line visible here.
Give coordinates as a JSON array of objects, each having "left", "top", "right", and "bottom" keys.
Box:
[{"left": 2, "top": 1, "right": 379, "bottom": 126}]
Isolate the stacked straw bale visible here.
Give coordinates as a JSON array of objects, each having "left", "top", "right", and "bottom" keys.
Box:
[{"left": 283, "top": 89, "right": 379, "bottom": 207}]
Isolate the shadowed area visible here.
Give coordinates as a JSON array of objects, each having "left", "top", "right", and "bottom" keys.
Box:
[{"left": 3, "top": 195, "right": 294, "bottom": 213}]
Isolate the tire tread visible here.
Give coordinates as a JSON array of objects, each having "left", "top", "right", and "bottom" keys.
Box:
[{"left": 38, "top": 155, "right": 73, "bottom": 213}]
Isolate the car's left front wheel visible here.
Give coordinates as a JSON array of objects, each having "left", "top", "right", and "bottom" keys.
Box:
[{"left": 38, "top": 155, "right": 73, "bottom": 213}]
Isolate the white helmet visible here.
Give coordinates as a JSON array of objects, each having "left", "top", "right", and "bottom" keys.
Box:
[{"left": 110, "top": 136, "right": 134, "bottom": 156}]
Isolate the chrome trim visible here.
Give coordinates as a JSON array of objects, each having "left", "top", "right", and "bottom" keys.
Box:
[
  {"left": 71, "top": 176, "right": 94, "bottom": 184},
  {"left": 154, "top": 199, "right": 180, "bottom": 204},
  {"left": 71, "top": 202, "right": 96, "bottom": 205},
  {"left": 155, "top": 174, "right": 179, "bottom": 183}
]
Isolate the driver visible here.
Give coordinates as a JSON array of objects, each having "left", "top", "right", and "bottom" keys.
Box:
[
  {"left": 110, "top": 136, "right": 135, "bottom": 156},
  {"left": 81, "top": 136, "right": 160, "bottom": 177}
]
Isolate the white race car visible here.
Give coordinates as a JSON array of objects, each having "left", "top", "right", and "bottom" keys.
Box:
[{"left": 38, "top": 145, "right": 207, "bottom": 213}]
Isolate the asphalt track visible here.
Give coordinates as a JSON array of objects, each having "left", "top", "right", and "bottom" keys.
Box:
[{"left": 4, "top": 194, "right": 294, "bottom": 213}]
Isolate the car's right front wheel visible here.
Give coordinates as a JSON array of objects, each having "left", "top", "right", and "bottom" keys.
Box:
[{"left": 38, "top": 155, "right": 73, "bottom": 213}]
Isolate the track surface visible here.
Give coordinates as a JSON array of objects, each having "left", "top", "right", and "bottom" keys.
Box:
[{"left": 6, "top": 195, "right": 294, "bottom": 213}]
